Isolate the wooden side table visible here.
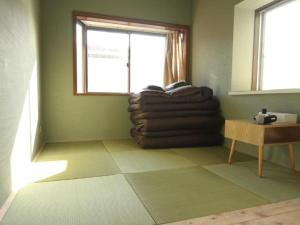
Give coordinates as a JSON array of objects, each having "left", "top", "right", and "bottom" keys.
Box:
[{"left": 225, "top": 120, "right": 299, "bottom": 177}]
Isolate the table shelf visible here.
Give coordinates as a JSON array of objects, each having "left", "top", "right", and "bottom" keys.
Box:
[{"left": 225, "top": 120, "right": 298, "bottom": 177}]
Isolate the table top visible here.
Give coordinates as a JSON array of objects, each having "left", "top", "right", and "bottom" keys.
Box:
[
  {"left": 225, "top": 120, "right": 300, "bottom": 146},
  {"left": 226, "top": 120, "right": 300, "bottom": 128}
]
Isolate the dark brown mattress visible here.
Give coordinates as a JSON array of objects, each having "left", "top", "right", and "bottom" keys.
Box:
[
  {"left": 128, "top": 85, "right": 223, "bottom": 148},
  {"left": 130, "top": 110, "right": 219, "bottom": 121},
  {"left": 133, "top": 133, "right": 223, "bottom": 148},
  {"left": 134, "top": 116, "right": 224, "bottom": 132},
  {"left": 131, "top": 127, "right": 220, "bottom": 137},
  {"left": 129, "top": 87, "right": 213, "bottom": 104},
  {"left": 128, "top": 98, "right": 219, "bottom": 112}
]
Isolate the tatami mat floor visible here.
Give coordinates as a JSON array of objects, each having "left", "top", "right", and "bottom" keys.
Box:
[{"left": 1, "top": 139, "right": 299, "bottom": 225}]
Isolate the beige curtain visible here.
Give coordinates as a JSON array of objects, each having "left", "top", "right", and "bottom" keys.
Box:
[{"left": 163, "top": 31, "right": 186, "bottom": 86}]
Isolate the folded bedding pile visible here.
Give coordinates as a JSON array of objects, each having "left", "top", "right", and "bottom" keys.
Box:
[{"left": 128, "top": 82, "right": 224, "bottom": 148}]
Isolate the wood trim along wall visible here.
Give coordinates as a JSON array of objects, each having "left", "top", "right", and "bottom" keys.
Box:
[
  {"left": 73, "top": 11, "right": 190, "bottom": 31},
  {"left": 32, "top": 142, "right": 45, "bottom": 162},
  {"left": 72, "top": 11, "right": 190, "bottom": 96},
  {"left": 72, "top": 14, "right": 78, "bottom": 95},
  {"left": 256, "top": 0, "right": 291, "bottom": 13},
  {"left": 184, "top": 29, "right": 190, "bottom": 81},
  {"left": 0, "top": 192, "right": 17, "bottom": 222},
  {"left": 0, "top": 142, "right": 45, "bottom": 222},
  {"left": 75, "top": 92, "right": 130, "bottom": 96}
]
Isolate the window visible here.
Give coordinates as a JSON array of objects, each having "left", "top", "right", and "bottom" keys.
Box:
[
  {"left": 73, "top": 12, "right": 189, "bottom": 95},
  {"left": 252, "top": 0, "right": 300, "bottom": 91}
]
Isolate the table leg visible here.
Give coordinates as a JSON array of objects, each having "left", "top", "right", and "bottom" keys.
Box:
[
  {"left": 288, "top": 144, "right": 296, "bottom": 173},
  {"left": 228, "top": 140, "right": 236, "bottom": 164},
  {"left": 258, "top": 145, "right": 264, "bottom": 177}
]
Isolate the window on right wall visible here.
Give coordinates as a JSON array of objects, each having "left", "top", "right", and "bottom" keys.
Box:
[{"left": 252, "top": 0, "right": 300, "bottom": 91}]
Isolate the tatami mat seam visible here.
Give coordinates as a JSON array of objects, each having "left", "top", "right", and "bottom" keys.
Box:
[
  {"left": 101, "top": 140, "right": 124, "bottom": 175},
  {"left": 120, "top": 165, "right": 200, "bottom": 176},
  {"left": 200, "top": 164, "right": 272, "bottom": 203},
  {"left": 122, "top": 174, "right": 159, "bottom": 225},
  {"left": 102, "top": 141, "right": 159, "bottom": 223},
  {"left": 35, "top": 173, "right": 124, "bottom": 183},
  {"left": 102, "top": 141, "right": 199, "bottom": 174}
]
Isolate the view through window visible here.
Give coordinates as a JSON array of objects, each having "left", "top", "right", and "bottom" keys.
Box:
[
  {"left": 254, "top": 0, "right": 300, "bottom": 90},
  {"left": 73, "top": 12, "right": 189, "bottom": 95}
]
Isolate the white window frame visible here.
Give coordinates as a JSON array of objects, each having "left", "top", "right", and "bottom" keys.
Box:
[{"left": 252, "top": 0, "right": 299, "bottom": 91}]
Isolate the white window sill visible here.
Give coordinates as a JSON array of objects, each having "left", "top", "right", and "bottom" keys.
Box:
[{"left": 229, "top": 89, "right": 300, "bottom": 96}]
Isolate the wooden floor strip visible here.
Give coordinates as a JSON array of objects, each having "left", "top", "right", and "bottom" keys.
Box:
[
  {"left": 234, "top": 209, "right": 300, "bottom": 225},
  {"left": 164, "top": 198, "right": 300, "bottom": 225}
]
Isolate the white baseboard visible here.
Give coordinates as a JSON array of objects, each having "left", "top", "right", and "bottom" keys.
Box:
[{"left": 0, "top": 191, "right": 17, "bottom": 222}]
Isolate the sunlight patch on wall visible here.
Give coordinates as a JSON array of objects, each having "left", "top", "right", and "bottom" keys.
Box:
[
  {"left": 10, "top": 62, "right": 69, "bottom": 191},
  {"left": 9, "top": 62, "right": 37, "bottom": 191},
  {"left": 29, "top": 62, "right": 39, "bottom": 155},
  {"left": 10, "top": 92, "right": 32, "bottom": 191}
]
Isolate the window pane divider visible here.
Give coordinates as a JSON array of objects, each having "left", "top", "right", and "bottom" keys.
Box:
[
  {"left": 128, "top": 34, "right": 131, "bottom": 94},
  {"left": 82, "top": 24, "right": 88, "bottom": 93},
  {"left": 252, "top": 11, "right": 261, "bottom": 90}
]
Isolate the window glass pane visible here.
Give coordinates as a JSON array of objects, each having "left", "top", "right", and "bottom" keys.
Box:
[
  {"left": 76, "top": 23, "right": 83, "bottom": 93},
  {"left": 130, "top": 33, "right": 166, "bottom": 93},
  {"left": 261, "top": 0, "right": 300, "bottom": 90},
  {"left": 87, "top": 30, "right": 129, "bottom": 93}
]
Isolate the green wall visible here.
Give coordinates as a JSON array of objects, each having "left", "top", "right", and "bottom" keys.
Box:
[
  {"left": 0, "top": 0, "right": 42, "bottom": 208},
  {"left": 192, "top": 0, "right": 299, "bottom": 170},
  {"left": 41, "top": 0, "right": 192, "bottom": 143}
]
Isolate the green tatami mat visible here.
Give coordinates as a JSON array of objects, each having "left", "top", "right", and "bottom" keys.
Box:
[
  {"left": 171, "top": 146, "right": 255, "bottom": 166},
  {"left": 103, "top": 139, "right": 196, "bottom": 173},
  {"left": 0, "top": 175, "right": 155, "bottom": 225},
  {"left": 35, "top": 141, "right": 120, "bottom": 182},
  {"left": 103, "top": 139, "right": 143, "bottom": 152},
  {"left": 40, "top": 141, "right": 108, "bottom": 155},
  {"left": 110, "top": 150, "right": 197, "bottom": 173},
  {"left": 125, "top": 167, "right": 267, "bottom": 224},
  {"left": 204, "top": 161, "right": 300, "bottom": 202},
  {"left": 103, "top": 139, "right": 169, "bottom": 152}
]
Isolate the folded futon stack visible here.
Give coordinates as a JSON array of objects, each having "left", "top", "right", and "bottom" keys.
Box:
[{"left": 128, "top": 82, "right": 224, "bottom": 148}]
